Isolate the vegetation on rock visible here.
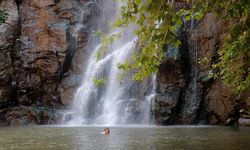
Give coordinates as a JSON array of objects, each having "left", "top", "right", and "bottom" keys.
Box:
[
  {"left": 201, "top": 0, "right": 250, "bottom": 93},
  {"left": 92, "top": 78, "right": 107, "bottom": 86},
  {"left": 0, "top": 8, "right": 7, "bottom": 24},
  {"left": 112, "top": 0, "right": 249, "bottom": 93}
]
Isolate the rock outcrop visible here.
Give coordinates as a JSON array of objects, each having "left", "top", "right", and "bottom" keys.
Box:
[
  {"left": 154, "top": 13, "right": 249, "bottom": 126},
  {"left": 153, "top": 47, "right": 185, "bottom": 125},
  {"left": 0, "top": 0, "right": 19, "bottom": 109},
  {"left": 0, "top": 0, "right": 98, "bottom": 126}
]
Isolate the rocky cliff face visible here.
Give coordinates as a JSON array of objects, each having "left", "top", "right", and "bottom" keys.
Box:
[
  {"left": 0, "top": 0, "right": 98, "bottom": 126},
  {"left": 0, "top": 0, "right": 249, "bottom": 126},
  {"left": 154, "top": 13, "right": 250, "bottom": 126}
]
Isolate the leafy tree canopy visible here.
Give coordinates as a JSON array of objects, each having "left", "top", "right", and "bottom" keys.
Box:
[{"left": 110, "top": 0, "right": 249, "bottom": 93}]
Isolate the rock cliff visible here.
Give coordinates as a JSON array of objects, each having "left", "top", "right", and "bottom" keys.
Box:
[
  {"left": 153, "top": 13, "right": 250, "bottom": 126},
  {"left": 0, "top": 0, "right": 98, "bottom": 126}
]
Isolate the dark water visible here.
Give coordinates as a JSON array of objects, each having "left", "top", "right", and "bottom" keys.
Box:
[{"left": 0, "top": 126, "right": 249, "bottom": 150}]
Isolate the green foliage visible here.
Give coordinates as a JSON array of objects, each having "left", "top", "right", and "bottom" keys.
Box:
[
  {"left": 174, "top": 0, "right": 250, "bottom": 93},
  {"left": 92, "top": 78, "right": 107, "bottom": 86},
  {"left": 198, "top": 57, "right": 210, "bottom": 65},
  {"left": 0, "top": 8, "right": 7, "bottom": 24},
  {"left": 116, "top": 0, "right": 183, "bottom": 80},
  {"left": 199, "top": 0, "right": 250, "bottom": 93},
  {"left": 104, "top": 0, "right": 249, "bottom": 93}
]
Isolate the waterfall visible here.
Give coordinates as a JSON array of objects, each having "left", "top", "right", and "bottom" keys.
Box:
[
  {"left": 191, "top": 0, "right": 198, "bottom": 101},
  {"left": 62, "top": 0, "right": 156, "bottom": 125}
]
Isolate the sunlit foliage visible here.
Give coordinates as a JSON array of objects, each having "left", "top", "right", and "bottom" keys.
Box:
[
  {"left": 105, "top": 0, "right": 249, "bottom": 93},
  {"left": 205, "top": 0, "right": 250, "bottom": 93},
  {"left": 114, "top": 0, "right": 183, "bottom": 80}
]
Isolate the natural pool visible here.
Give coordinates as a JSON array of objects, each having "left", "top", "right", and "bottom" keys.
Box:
[{"left": 0, "top": 126, "right": 249, "bottom": 150}]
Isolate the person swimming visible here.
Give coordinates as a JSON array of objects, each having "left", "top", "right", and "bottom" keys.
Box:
[{"left": 101, "top": 127, "right": 110, "bottom": 135}]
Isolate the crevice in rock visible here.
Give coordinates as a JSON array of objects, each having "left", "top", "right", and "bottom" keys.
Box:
[
  {"left": 8, "top": 0, "right": 22, "bottom": 108},
  {"left": 174, "top": 27, "right": 192, "bottom": 124}
]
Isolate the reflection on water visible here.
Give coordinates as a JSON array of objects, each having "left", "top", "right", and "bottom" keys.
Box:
[{"left": 0, "top": 126, "right": 249, "bottom": 150}]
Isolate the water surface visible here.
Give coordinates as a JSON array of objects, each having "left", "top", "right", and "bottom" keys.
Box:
[{"left": 0, "top": 126, "right": 249, "bottom": 150}]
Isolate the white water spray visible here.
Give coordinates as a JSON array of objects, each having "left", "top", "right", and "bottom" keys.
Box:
[{"left": 62, "top": 0, "right": 156, "bottom": 125}]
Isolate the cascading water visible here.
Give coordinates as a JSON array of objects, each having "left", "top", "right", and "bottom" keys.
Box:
[
  {"left": 191, "top": 0, "right": 198, "bottom": 103},
  {"left": 62, "top": 0, "right": 156, "bottom": 125}
]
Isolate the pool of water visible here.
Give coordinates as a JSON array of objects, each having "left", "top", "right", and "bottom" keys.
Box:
[{"left": 0, "top": 126, "right": 249, "bottom": 150}]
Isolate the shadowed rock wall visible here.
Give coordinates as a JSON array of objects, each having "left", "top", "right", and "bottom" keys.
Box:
[{"left": 154, "top": 13, "right": 250, "bottom": 126}]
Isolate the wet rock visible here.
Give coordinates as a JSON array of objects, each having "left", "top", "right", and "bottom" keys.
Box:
[
  {"left": 176, "top": 14, "right": 221, "bottom": 124},
  {"left": 3, "top": 106, "right": 37, "bottom": 126},
  {"left": 0, "top": 0, "right": 19, "bottom": 107},
  {"left": 59, "top": 74, "right": 81, "bottom": 105},
  {"left": 243, "top": 90, "right": 250, "bottom": 111},
  {"left": 174, "top": 13, "right": 235, "bottom": 125},
  {"left": 239, "top": 118, "right": 250, "bottom": 127},
  {"left": 0, "top": 105, "right": 61, "bottom": 126},
  {"left": 206, "top": 80, "right": 237, "bottom": 124},
  {"left": 154, "top": 12, "right": 247, "bottom": 126},
  {"left": 178, "top": 80, "right": 203, "bottom": 124},
  {"left": 238, "top": 92, "right": 250, "bottom": 121},
  {"left": 154, "top": 50, "right": 184, "bottom": 124},
  {"left": 157, "top": 56, "right": 184, "bottom": 92},
  {"left": 246, "top": 97, "right": 250, "bottom": 107},
  {"left": 153, "top": 92, "right": 179, "bottom": 125},
  {"left": 59, "top": 1, "right": 99, "bottom": 106}
]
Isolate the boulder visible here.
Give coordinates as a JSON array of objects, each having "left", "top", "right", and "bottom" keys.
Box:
[
  {"left": 239, "top": 118, "right": 250, "bottom": 127},
  {"left": 206, "top": 80, "right": 237, "bottom": 124},
  {"left": 153, "top": 92, "right": 179, "bottom": 124},
  {"left": 1, "top": 105, "right": 61, "bottom": 126}
]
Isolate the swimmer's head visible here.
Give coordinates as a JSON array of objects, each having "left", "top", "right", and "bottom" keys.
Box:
[{"left": 104, "top": 127, "right": 110, "bottom": 134}]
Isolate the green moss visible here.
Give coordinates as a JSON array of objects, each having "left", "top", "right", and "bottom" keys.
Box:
[{"left": 0, "top": 8, "right": 7, "bottom": 24}]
